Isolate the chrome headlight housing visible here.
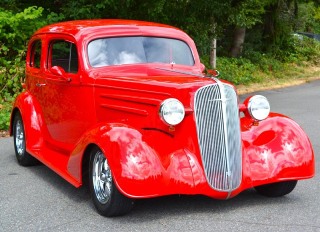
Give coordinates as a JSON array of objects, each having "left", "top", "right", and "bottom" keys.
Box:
[
  {"left": 247, "top": 95, "right": 270, "bottom": 121},
  {"left": 159, "top": 98, "right": 185, "bottom": 126}
]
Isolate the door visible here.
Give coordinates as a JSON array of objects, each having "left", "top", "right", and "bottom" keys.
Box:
[{"left": 38, "top": 38, "right": 89, "bottom": 152}]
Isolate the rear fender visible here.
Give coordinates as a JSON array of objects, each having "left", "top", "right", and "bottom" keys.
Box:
[
  {"left": 10, "top": 92, "right": 45, "bottom": 151},
  {"left": 241, "top": 113, "right": 315, "bottom": 187}
]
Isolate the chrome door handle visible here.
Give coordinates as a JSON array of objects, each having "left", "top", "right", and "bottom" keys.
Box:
[{"left": 36, "top": 83, "right": 46, "bottom": 87}]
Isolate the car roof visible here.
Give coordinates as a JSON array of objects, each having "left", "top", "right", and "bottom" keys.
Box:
[
  {"left": 34, "top": 19, "right": 183, "bottom": 37},
  {"left": 296, "top": 32, "right": 320, "bottom": 41}
]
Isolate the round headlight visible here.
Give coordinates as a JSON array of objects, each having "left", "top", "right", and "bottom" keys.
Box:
[
  {"left": 248, "top": 95, "right": 270, "bottom": 121},
  {"left": 160, "top": 98, "right": 185, "bottom": 126}
]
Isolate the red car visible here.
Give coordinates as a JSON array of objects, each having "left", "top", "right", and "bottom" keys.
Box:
[{"left": 11, "top": 20, "right": 315, "bottom": 216}]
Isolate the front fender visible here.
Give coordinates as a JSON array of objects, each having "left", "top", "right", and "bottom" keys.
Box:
[
  {"left": 68, "top": 123, "right": 198, "bottom": 197},
  {"left": 68, "top": 124, "right": 205, "bottom": 198},
  {"left": 241, "top": 113, "right": 315, "bottom": 187}
]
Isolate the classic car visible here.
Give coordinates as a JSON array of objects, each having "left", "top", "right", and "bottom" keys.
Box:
[{"left": 11, "top": 19, "right": 315, "bottom": 217}]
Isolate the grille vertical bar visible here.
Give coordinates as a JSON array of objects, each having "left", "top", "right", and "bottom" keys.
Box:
[{"left": 194, "top": 83, "right": 242, "bottom": 192}]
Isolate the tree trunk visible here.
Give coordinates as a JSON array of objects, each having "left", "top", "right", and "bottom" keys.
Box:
[
  {"left": 209, "top": 38, "right": 217, "bottom": 69},
  {"left": 230, "top": 27, "right": 246, "bottom": 57},
  {"left": 263, "top": 3, "right": 278, "bottom": 49}
]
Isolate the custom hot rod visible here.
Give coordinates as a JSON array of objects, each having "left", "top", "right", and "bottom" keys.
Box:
[{"left": 11, "top": 20, "right": 315, "bottom": 216}]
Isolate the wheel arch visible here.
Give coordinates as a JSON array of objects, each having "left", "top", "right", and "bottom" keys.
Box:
[
  {"left": 10, "top": 92, "right": 46, "bottom": 150},
  {"left": 81, "top": 143, "right": 97, "bottom": 187},
  {"left": 10, "top": 107, "right": 21, "bottom": 136},
  {"left": 68, "top": 124, "right": 164, "bottom": 198},
  {"left": 78, "top": 139, "right": 134, "bottom": 198}
]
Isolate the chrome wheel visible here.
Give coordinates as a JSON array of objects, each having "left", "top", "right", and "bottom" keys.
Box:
[
  {"left": 15, "top": 119, "right": 25, "bottom": 156},
  {"left": 13, "top": 112, "right": 38, "bottom": 166},
  {"left": 89, "top": 147, "right": 135, "bottom": 216},
  {"left": 92, "top": 150, "right": 112, "bottom": 204}
]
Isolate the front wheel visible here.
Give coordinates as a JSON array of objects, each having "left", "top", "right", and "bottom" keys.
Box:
[
  {"left": 89, "top": 147, "right": 134, "bottom": 217},
  {"left": 13, "top": 112, "right": 38, "bottom": 166},
  {"left": 254, "top": 180, "right": 298, "bottom": 197}
]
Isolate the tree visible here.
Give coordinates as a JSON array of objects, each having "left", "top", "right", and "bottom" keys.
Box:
[
  {"left": 1, "top": 0, "right": 320, "bottom": 67},
  {"left": 227, "top": 0, "right": 274, "bottom": 57}
]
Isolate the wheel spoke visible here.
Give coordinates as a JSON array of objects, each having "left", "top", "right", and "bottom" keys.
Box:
[
  {"left": 104, "top": 182, "right": 111, "bottom": 196},
  {"left": 92, "top": 150, "right": 112, "bottom": 204},
  {"left": 15, "top": 120, "right": 25, "bottom": 156}
]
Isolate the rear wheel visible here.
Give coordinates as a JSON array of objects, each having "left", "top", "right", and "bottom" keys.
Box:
[
  {"left": 254, "top": 180, "right": 298, "bottom": 197},
  {"left": 13, "top": 112, "right": 38, "bottom": 166},
  {"left": 89, "top": 147, "right": 134, "bottom": 217}
]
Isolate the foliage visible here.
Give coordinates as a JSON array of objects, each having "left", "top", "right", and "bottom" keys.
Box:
[
  {"left": 228, "top": 0, "right": 272, "bottom": 28},
  {"left": 209, "top": 35, "right": 320, "bottom": 85},
  {"left": 282, "top": 36, "right": 320, "bottom": 64},
  {"left": 0, "top": 6, "right": 63, "bottom": 98},
  {"left": 215, "top": 57, "right": 262, "bottom": 85},
  {"left": 296, "top": 2, "right": 320, "bottom": 33},
  {"left": 0, "top": 96, "right": 13, "bottom": 130}
]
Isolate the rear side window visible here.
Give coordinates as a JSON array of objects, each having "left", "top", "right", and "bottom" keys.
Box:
[
  {"left": 49, "top": 40, "right": 78, "bottom": 73},
  {"left": 30, "top": 40, "right": 41, "bottom": 68}
]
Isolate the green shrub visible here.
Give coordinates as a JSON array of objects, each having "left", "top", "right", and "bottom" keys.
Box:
[
  {"left": 0, "top": 6, "right": 64, "bottom": 99},
  {"left": 0, "top": 96, "right": 13, "bottom": 130},
  {"left": 216, "top": 57, "right": 262, "bottom": 85},
  {"left": 275, "top": 35, "right": 320, "bottom": 64}
]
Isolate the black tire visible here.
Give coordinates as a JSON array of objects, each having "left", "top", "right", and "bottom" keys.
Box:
[
  {"left": 13, "top": 112, "right": 39, "bottom": 166},
  {"left": 254, "top": 180, "right": 298, "bottom": 197},
  {"left": 89, "top": 146, "right": 134, "bottom": 217}
]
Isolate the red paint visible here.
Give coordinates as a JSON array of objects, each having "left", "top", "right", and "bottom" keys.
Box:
[{"left": 11, "top": 20, "right": 314, "bottom": 200}]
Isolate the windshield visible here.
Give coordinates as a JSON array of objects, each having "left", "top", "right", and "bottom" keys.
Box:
[{"left": 87, "top": 37, "right": 195, "bottom": 67}]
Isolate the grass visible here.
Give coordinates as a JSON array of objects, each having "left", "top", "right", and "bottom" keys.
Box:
[{"left": 236, "top": 64, "right": 320, "bottom": 94}]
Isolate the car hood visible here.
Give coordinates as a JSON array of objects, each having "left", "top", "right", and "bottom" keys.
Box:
[{"left": 89, "top": 64, "right": 218, "bottom": 90}]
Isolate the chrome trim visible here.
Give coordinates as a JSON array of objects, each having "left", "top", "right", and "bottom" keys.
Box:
[
  {"left": 15, "top": 119, "right": 25, "bottom": 156},
  {"left": 194, "top": 81, "right": 242, "bottom": 195},
  {"left": 216, "top": 80, "right": 232, "bottom": 198},
  {"left": 92, "top": 150, "right": 113, "bottom": 204}
]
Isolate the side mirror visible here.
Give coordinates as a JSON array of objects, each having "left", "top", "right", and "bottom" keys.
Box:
[
  {"left": 50, "top": 66, "right": 71, "bottom": 82},
  {"left": 207, "top": 69, "right": 220, "bottom": 77},
  {"left": 200, "top": 63, "right": 206, "bottom": 73}
]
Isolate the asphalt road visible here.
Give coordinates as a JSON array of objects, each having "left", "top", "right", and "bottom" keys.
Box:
[{"left": 0, "top": 80, "right": 319, "bottom": 232}]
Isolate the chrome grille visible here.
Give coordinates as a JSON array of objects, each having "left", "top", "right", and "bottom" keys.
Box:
[{"left": 194, "top": 83, "right": 242, "bottom": 192}]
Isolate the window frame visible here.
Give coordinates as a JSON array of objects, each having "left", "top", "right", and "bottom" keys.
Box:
[
  {"left": 29, "top": 40, "right": 42, "bottom": 69},
  {"left": 47, "top": 39, "right": 79, "bottom": 74}
]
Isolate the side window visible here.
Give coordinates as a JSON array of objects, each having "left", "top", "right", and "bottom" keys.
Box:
[
  {"left": 49, "top": 40, "right": 78, "bottom": 73},
  {"left": 30, "top": 40, "right": 41, "bottom": 68}
]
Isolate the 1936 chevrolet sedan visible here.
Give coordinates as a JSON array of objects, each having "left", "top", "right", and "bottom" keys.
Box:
[{"left": 11, "top": 20, "right": 315, "bottom": 216}]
